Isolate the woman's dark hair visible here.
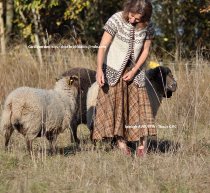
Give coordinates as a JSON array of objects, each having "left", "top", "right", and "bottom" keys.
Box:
[{"left": 123, "top": 0, "right": 153, "bottom": 23}]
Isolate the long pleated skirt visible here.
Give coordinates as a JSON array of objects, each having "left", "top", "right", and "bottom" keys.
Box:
[{"left": 92, "top": 70, "right": 157, "bottom": 142}]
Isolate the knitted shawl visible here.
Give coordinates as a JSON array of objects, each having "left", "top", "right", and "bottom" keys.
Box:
[{"left": 103, "top": 11, "right": 154, "bottom": 87}]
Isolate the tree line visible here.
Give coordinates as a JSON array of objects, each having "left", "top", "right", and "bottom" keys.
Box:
[{"left": 0, "top": 0, "right": 210, "bottom": 60}]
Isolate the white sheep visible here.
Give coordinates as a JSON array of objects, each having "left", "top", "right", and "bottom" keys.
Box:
[
  {"left": 86, "top": 82, "right": 99, "bottom": 130},
  {"left": 1, "top": 75, "right": 79, "bottom": 154},
  {"left": 86, "top": 66, "right": 177, "bottom": 130}
]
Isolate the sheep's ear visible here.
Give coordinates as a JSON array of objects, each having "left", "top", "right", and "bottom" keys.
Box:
[
  {"left": 163, "top": 67, "right": 172, "bottom": 75},
  {"left": 55, "top": 75, "right": 63, "bottom": 82},
  {"left": 68, "top": 75, "right": 79, "bottom": 85}
]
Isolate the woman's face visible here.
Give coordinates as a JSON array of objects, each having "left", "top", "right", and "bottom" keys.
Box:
[{"left": 128, "top": 12, "right": 142, "bottom": 24}]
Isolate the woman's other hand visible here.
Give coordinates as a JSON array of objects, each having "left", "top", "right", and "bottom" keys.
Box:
[
  {"left": 96, "top": 68, "right": 105, "bottom": 87},
  {"left": 122, "top": 69, "right": 136, "bottom": 82}
]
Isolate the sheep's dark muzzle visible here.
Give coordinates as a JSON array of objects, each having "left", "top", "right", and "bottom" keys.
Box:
[{"left": 163, "top": 72, "right": 177, "bottom": 98}]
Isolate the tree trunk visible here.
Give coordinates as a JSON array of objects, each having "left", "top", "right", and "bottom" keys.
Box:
[
  {"left": 32, "top": 8, "right": 43, "bottom": 65},
  {"left": 172, "top": 2, "right": 180, "bottom": 69},
  {"left": 5, "top": 0, "right": 13, "bottom": 44},
  {"left": 0, "top": 2, "right": 6, "bottom": 56}
]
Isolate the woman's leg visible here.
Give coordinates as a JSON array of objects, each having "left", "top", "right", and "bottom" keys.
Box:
[
  {"left": 126, "top": 85, "right": 156, "bottom": 157},
  {"left": 136, "top": 136, "right": 148, "bottom": 157},
  {"left": 116, "top": 136, "right": 131, "bottom": 155}
]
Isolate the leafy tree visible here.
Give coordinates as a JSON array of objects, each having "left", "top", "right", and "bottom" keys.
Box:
[
  {"left": 2, "top": 0, "right": 210, "bottom": 58},
  {"left": 152, "top": 0, "right": 210, "bottom": 59}
]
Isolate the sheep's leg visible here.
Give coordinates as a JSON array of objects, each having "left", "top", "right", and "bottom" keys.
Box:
[
  {"left": 46, "top": 132, "right": 57, "bottom": 155},
  {"left": 26, "top": 139, "right": 33, "bottom": 154},
  {"left": 4, "top": 126, "right": 14, "bottom": 151},
  {"left": 86, "top": 106, "right": 95, "bottom": 131},
  {"left": 50, "top": 136, "right": 57, "bottom": 155},
  {"left": 70, "top": 119, "right": 80, "bottom": 144},
  {"left": 73, "top": 128, "right": 79, "bottom": 144}
]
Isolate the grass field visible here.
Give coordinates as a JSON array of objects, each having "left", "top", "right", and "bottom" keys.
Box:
[{"left": 0, "top": 45, "right": 209, "bottom": 193}]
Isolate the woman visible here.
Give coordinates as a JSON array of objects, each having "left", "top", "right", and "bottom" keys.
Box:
[{"left": 92, "top": 0, "right": 156, "bottom": 156}]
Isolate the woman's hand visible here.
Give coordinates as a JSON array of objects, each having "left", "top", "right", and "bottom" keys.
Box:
[
  {"left": 96, "top": 68, "right": 105, "bottom": 87},
  {"left": 122, "top": 69, "right": 136, "bottom": 82}
]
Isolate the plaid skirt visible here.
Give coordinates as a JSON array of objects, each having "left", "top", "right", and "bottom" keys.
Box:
[{"left": 92, "top": 69, "right": 157, "bottom": 142}]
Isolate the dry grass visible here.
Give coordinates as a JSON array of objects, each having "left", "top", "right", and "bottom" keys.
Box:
[{"left": 0, "top": 45, "right": 209, "bottom": 193}]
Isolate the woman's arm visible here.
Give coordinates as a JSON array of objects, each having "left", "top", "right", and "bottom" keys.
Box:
[
  {"left": 96, "top": 31, "right": 113, "bottom": 87},
  {"left": 123, "top": 39, "right": 152, "bottom": 81},
  {"left": 132, "top": 39, "right": 151, "bottom": 72}
]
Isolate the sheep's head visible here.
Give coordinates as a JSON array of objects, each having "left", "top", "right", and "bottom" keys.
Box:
[
  {"left": 146, "top": 66, "right": 177, "bottom": 98},
  {"left": 55, "top": 75, "right": 80, "bottom": 95}
]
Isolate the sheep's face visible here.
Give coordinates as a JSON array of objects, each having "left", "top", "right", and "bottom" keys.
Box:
[
  {"left": 66, "top": 75, "right": 79, "bottom": 88},
  {"left": 56, "top": 75, "right": 79, "bottom": 90},
  {"left": 165, "top": 71, "right": 177, "bottom": 91},
  {"left": 146, "top": 66, "right": 177, "bottom": 98}
]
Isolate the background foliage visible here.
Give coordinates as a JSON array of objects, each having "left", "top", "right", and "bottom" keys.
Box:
[{"left": 2, "top": 0, "right": 210, "bottom": 58}]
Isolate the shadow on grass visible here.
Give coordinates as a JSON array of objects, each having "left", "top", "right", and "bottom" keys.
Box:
[
  {"left": 56, "top": 145, "right": 78, "bottom": 156},
  {"left": 56, "top": 137, "right": 181, "bottom": 156},
  {"left": 127, "top": 137, "right": 180, "bottom": 154},
  {"left": 147, "top": 138, "right": 180, "bottom": 153}
]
